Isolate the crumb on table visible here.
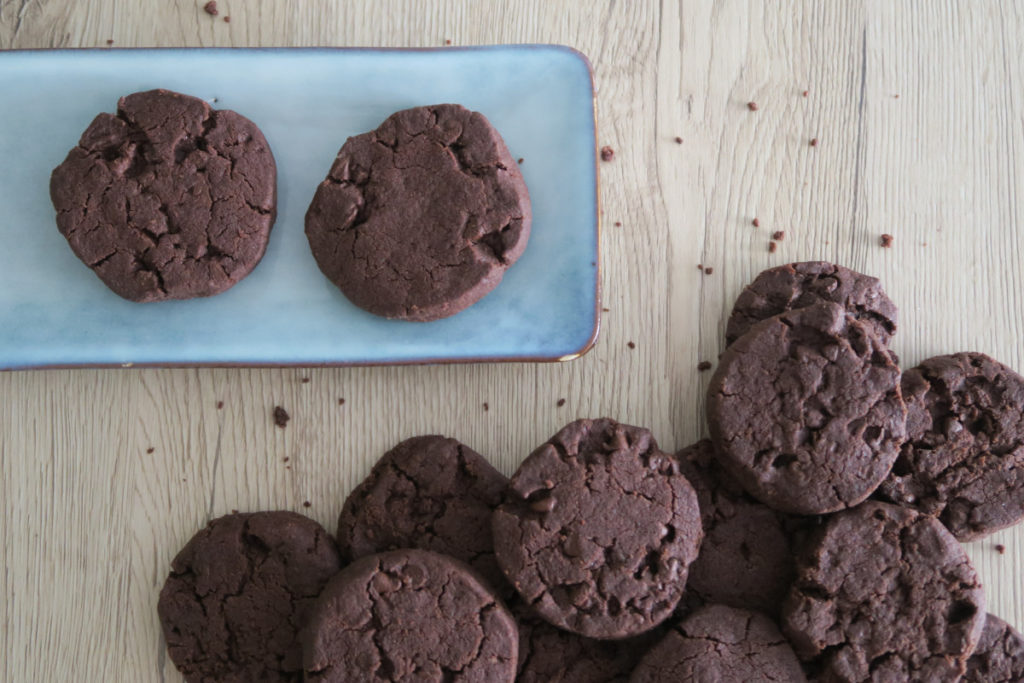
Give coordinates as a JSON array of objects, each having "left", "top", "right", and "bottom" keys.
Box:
[
  {"left": 483, "top": 402, "right": 489, "bottom": 411},
  {"left": 146, "top": 447, "right": 155, "bottom": 454},
  {"left": 303, "top": 501, "right": 312, "bottom": 508},
  {"left": 338, "top": 398, "right": 345, "bottom": 406},
  {"left": 674, "top": 136, "right": 683, "bottom": 144},
  {"left": 697, "top": 361, "right": 713, "bottom": 371},
  {"left": 600, "top": 146, "right": 615, "bottom": 161},
  {"left": 106, "top": 39, "right": 114, "bottom": 45},
  {"left": 747, "top": 101, "right": 759, "bottom": 111},
  {"left": 880, "top": 233, "right": 894, "bottom": 248},
  {"left": 995, "top": 544, "right": 1006, "bottom": 554},
  {"left": 810, "top": 137, "right": 818, "bottom": 147},
  {"left": 273, "top": 406, "right": 290, "bottom": 428},
  {"left": 752, "top": 217, "right": 760, "bottom": 227},
  {"left": 614, "top": 221, "right": 622, "bottom": 227},
  {"left": 802, "top": 90, "right": 809, "bottom": 97},
  {"left": 203, "top": 1, "right": 218, "bottom": 16},
  {"left": 216, "top": 400, "right": 224, "bottom": 410},
  {"left": 772, "top": 230, "right": 785, "bottom": 241},
  {"left": 627, "top": 341, "right": 636, "bottom": 349},
  {"left": 557, "top": 398, "right": 566, "bottom": 407},
  {"left": 223, "top": 15, "right": 230, "bottom": 22},
  {"left": 517, "top": 158, "right": 524, "bottom": 164},
  {"left": 769, "top": 241, "right": 778, "bottom": 253}
]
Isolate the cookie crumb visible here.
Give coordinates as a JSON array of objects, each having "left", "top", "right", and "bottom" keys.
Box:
[
  {"left": 338, "top": 398, "right": 345, "bottom": 406},
  {"left": 223, "top": 15, "right": 230, "bottom": 22},
  {"left": 880, "top": 233, "right": 894, "bottom": 248},
  {"left": 614, "top": 221, "right": 622, "bottom": 227},
  {"left": 106, "top": 39, "right": 114, "bottom": 45},
  {"left": 995, "top": 544, "right": 1006, "bottom": 554},
  {"left": 273, "top": 406, "right": 290, "bottom": 428},
  {"left": 772, "top": 230, "right": 785, "bottom": 240},
  {"left": 697, "top": 263, "right": 703, "bottom": 270},
  {"left": 483, "top": 402, "right": 489, "bottom": 411},
  {"left": 231, "top": 509, "right": 239, "bottom": 514},
  {"left": 303, "top": 501, "right": 312, "bottom": 508},
  {"left": 802, "top": 90, "right": 809, "bottom": 97},
  {"left": 600, "top": 146, "right": 615, "bottom": 162},
  {"left": 894, "top": 94, "right": 900, "bottom": 99},
  {"left": 301, "top": 377, "right": 310, "bottom": 384},
  {"left": 557, "top": 398, "right": 566, "bottom": 407},
  {"left": 203, "top": 1, "right": 218, "bottom": 16},
  {"left": 697, "top": 361, "right": 713, "bottom": 371},
  {"left": 674, "top": 136, "right": 683, "bottom": 144},
  {"left": 283, "top": 457, "right": 290, "bottom": 463},
  {"left": 216, "top": 400, "right": 224, "bottom": 410},
  {"left": 445, "top": 38, "right": 452, "bottom": 45},
  {"left": 602, "top": 307, "right": 610, "bottom": 312},
  {"left": 752, "top": 217, "right": 760, "bottom": 227},
  {"left": 627, "top": 341, "right": 636, "bottom": 349},
  {"left": 769, "top": 241, "right": 778, "bottom": 253},
  {"left": 517, "top": 158, "right": 524, "bottom": 164},
  {"left": 747, "top": 101, "right": 759, "bottom": 111},
  {"left": 704, "top": 266, "right": 714, "bottom": 275},
  {"left": 810, "top": 137, "right": 819, "bottom": 147},
  {"left": 146, "top": 447, "right": 155, "bottom": 454}
]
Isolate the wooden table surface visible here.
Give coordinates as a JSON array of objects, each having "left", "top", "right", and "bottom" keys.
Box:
[{"left": 3, "top": 1, "right": 1023, "bottom": 679}]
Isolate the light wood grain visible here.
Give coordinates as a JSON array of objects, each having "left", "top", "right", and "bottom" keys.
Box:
[{"left": 2, "top": 0, "right": 1023, "bottom": 680}]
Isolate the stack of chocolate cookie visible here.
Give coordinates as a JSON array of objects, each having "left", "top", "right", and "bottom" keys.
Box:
[{"left": 156, "top": 262, "right": 1024, "bottom": 682}]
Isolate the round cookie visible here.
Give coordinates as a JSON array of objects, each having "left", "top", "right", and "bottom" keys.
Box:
[
  {"left": 707, "top": 301, "right": 907, "bottom": 515},
  {"left": 303, "top": 549, "right": 518, "bottom": 682},
  {"left": 725, "top": 261, "right": 898, "bottom": 346},
  {"left": 50, "top": 89, "right": 277, "bottom": 302},
  {"left": 964, "top": 614, "right": 1024, "bottom": 683},
  {"left": 514, "top": 603, "right": 661, "bottom": 683},
  {"left": 336, "top": 434, "right": 508, "bottom": 591},
  {"left": 630, "top": 604, "right": 807, "bottom": 683},
  {"left": 492, "top": 418, "right": 702, "bottom": 639},
  {"left": 304, "top": 103, "right": 531, "bottom": 321},
  {"left": 676, "top": 439, "right": 794, "bottom": 616},
  {"left": 877, "top": 352, "right": 1024, "bottom": 541},
  {"left": 157, "top": 511, "right": 342, "bottom": 683},
  {"left": 782, "top": 501, "right": 986, "bottom": 682}
]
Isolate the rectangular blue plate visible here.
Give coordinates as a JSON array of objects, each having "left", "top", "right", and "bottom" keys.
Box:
[{"left": 0, "top": 46, "right": 599, "bottom": 368}]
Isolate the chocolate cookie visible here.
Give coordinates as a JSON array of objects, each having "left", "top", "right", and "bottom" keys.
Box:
[
  {"left": 877, "top": 352, "right": 1024, "bottom": 541},
  {"left": 157, "top": 511, "right": 342, "bottom": 683},
  {"left": 50, "top": 89, "right": 277, "bottom": 302},
  {"left": 725, "top": 261, "right": 897, "bottom": 346},
  {"left": 676, "top": 439, "right": 794, "bottom": 616},
  {"left": 782, "top": 501, "right": 986, "bottom": 682},
  {"left": 492, "top": 418, "right": 702, "bottom": 639},
  {"left": 304, "top": 103, "right": 531, "bottom": 321},
  {"left": 964, "top": 614, "right": 1024, "bottom": 683},
  {"left": 707, "top": 301, "right": 906, "bottom": 515},
  {"left": 514, "top": 603, "right": 660, "bottom": 683},
  {"left": 303, "top": 549, "right": 518, "bottom": 682},
  {"left": 336, "top": 434, "right": 507, "bottom": 591},
  {"left": 630, "top": 605, "right": 807, "bottom": 683}
]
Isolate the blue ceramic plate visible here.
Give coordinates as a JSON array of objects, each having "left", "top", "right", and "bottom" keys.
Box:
[{"left": 0, "top": 46, "right": 599, "bottom": 368}]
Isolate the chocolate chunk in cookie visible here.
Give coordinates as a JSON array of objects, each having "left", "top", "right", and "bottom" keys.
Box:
[
  {"left": 726, "top": 261, "right": 897, "bottom": 346},
  {"left": 707, "top": 301, "right": 906, "bottom": 515},
  {"left": 782, "top": 501, "right": 985, "bottom": 682},
  {"left": 964, "top": 613, "right": 1024, "bottom": 683},
  {"left": 303, "top": 549, "right": 518, "bottom": 682},
  {"left": 158, "top": 511, "right": 341, "bottom": 683},
  {"left": 492, "top": 418, "right": 702, "bottom": 639},
  {"left": 630, "top": 604, "right": 807, "bottom": 683},
  {"left": 305, "top": 103, "right": 531, "bottom": 321},
  {"left": 336, "top": 435, "right": 508, "bottom": 592},
  {"left": 878, "top": 352, "right": 1024, "bottom": 541},
  {"left": 676, "top": 439, "right": 794, "bottom": 616},
  {"left": 50, "top": 89, "right": 277, "bottom": 301}
]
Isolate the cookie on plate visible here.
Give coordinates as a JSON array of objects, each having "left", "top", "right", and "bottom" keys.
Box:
[
  {"left": 157, "top": 511, "right": 341, "bottom": 683},
  {"left": 630, "top": 604, "right": 807, "bottom": 683},
  {"left": 878, "top": 352, "right": 1024, "bottom": 541},
  {"left": 492, "top": 418, "right": 702, "bottom": 639},
  {"left": 336, "top": 434, "right": 507, "bottom": 591},
  {"left": 305, "top": 103, "right": 531, "bottom": 321},
  {"left": 782, "top": 501, "right": 986, "bottom": 682},
  {"left": 50, "top": 89, "right": 277, "bottom": 301},
  {"left": 303, "top": 549, "right": 518, "bottom": 682},
  {"left": 707, "top": 301, "right": 906, "bottom": 515},
  {"left": 676, "top": 439, "right": 794, "bottom": 616},
  {"left": 725, "top": 261, "right": 897, "bottom": 346}
]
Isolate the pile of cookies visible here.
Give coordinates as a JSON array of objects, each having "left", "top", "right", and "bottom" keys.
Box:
[
  {"left": 50, "top": 90, "right": 530, "bottom": 321},
  {"left": 157, "top": 262, "right": 1024, "bottom": 682}
]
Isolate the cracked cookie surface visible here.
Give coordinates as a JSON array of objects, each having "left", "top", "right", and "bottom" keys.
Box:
[
  {"left": 877, "top": 352, "right": 1024, "bottom": 541},
  {"left": 491, "top": 418, "right": 702, "bottom": 639},
  {"left": 50, "top": 89, "right": 277, "bottom": 302},
  {"left": 964, "top": 613, "right": 1024, "bottom": 682},
  {"left": 676, "top": 439, "right": 794, "bottom": 617},
  {"left": 157, "top": 511, "right": 342, "bottom": 683},
  {"left": 707, "top": 301, "right": 907, "bottom": 515},
  {"left": 725, "top": 261, "right": 898, "bottom": 346},
  {"left": 782, "top": 501, "right": 985, "bottom": 682},
  {"left": 303, "top": 548, "right": 517, "bottom": 682},
  {"left": 336, "top": 435, "right": 508, "bottom": 592},
  {"left": 304, "top": 103, "right": 531, "bottom": 321},
  {"left": 630, "top": 604, "right": 807, "bottom": 683}
]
